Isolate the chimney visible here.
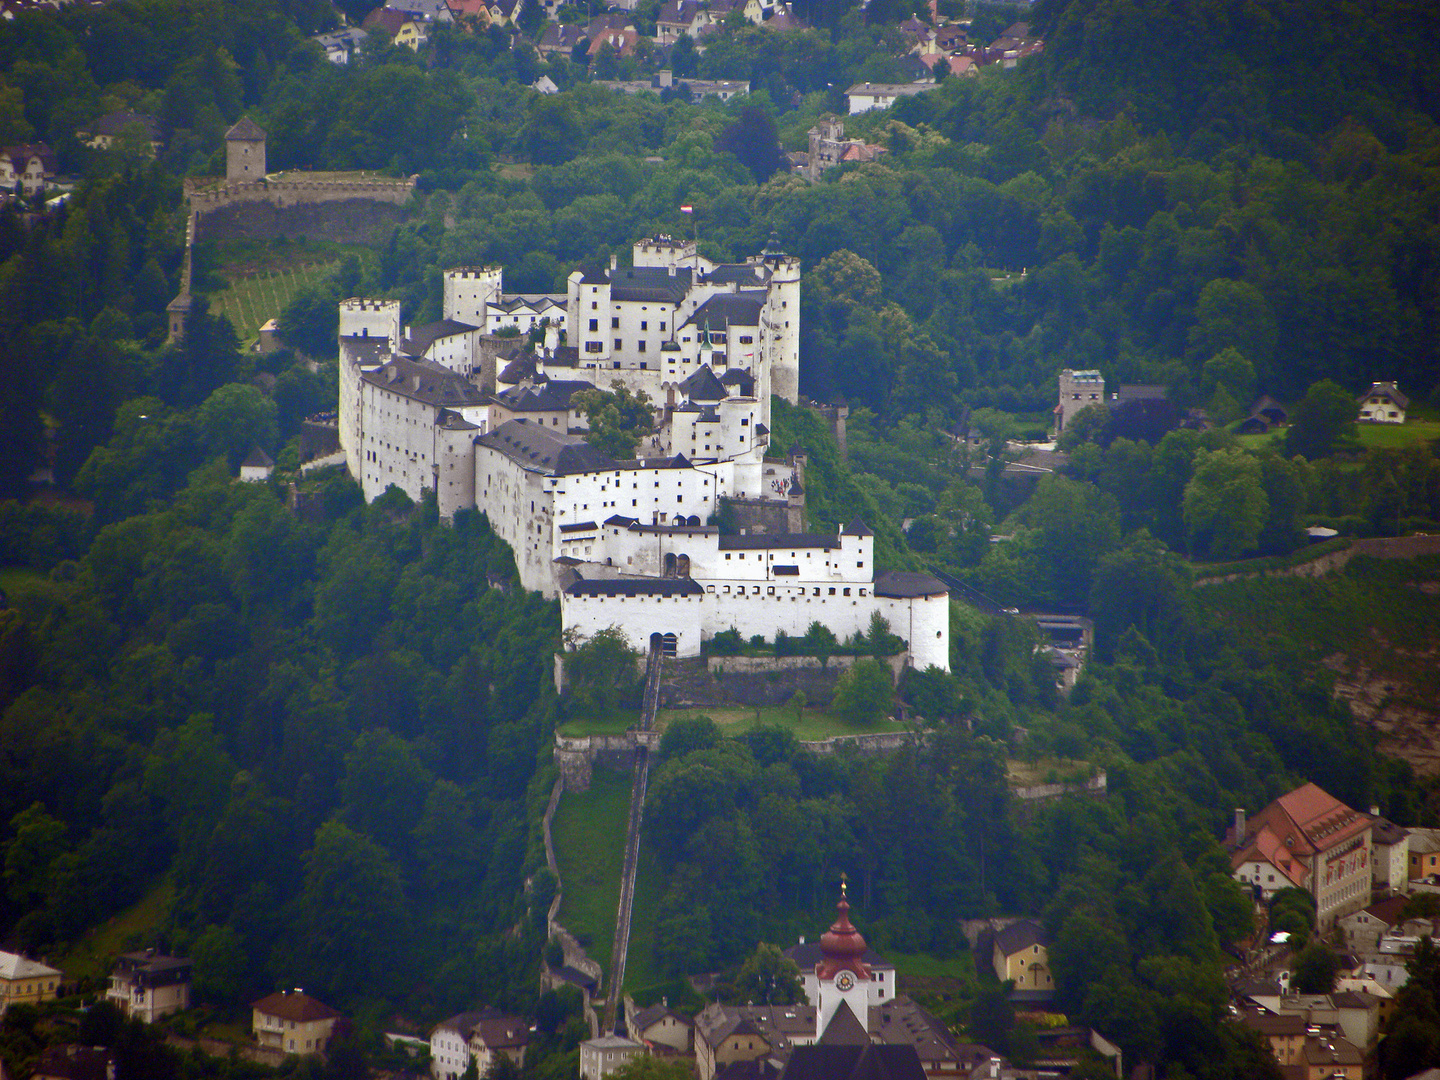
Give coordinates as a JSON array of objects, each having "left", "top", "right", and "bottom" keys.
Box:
[
  {"left": 668, "top": 264, "right": 676, "bottom": 277},
  {"left": 544, "top": 324, "right": 559, "bottom": 352},
  {"left": 610, "top": 253, "right": 618, "bottom": 272},
  {"left": 1234, "top": 808, "right": 1246, "bottom": 842},
  {"left": 1370, "top": 805, "right": 1380, "bottom": 817}
]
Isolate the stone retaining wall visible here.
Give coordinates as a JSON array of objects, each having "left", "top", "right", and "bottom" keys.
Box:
[{"left": 1196, "top": 534, "right": 1440, "bottom": 586}]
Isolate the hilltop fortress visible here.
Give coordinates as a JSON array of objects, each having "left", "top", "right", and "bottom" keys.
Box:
[{"left": 336, "top": 235, "right": 950, "bottom": 672}]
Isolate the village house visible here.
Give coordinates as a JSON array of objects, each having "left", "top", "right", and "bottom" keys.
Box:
[
  {"left": 0, "top": 142, "right": 57, "bottom": 194},
  {"left": 1357, "top": 381, "right": 1407, "bottom": 424},
  {"left": 239, "top": 446, "right": 275, "bottom": 482},
  {"left": 1338, "top": 895, "right": 1409, "bottom": 953},
  {"left": 989, "top": 919, "right": 1054, "bottom": 1002},
  {"left": 1407, "top": 827, "right": 1440, "bottom": 885},
  {"left": 252, "top": 990, "right": 343, "bottom": 1057},
  {"left": 579, "top": 1034, "right": 645, "bottom": 1080},
  {"left": 105, "top": 950, "right": 191, "bottom": 1023},
  {"left": 844, "top": 81, "right": 939, "bottom": 114},
  {"left": 76, "top": 112, "right": 161, "bottom": 153},
  {"left": 363, "top": 7, "right": 428, "bottom": 49},
  {"left": 625, "top": 1000, "right": 692, "bottom": 1052},
  {"left": 429, "top": 1008, "right": 528, "bottom": 1079},
  {"left": 313, "top": 27, "right": 369, "bottom": 63},
  {"left": 0, "top": 951, "right": 62, "bottom": 1010},
  {"left": 1370, "top": 813, "right": 1410, "bottom": 892},
  {"left": 1226, "top": 784, "right": 1373, "bottom": 929},
  {"left": 656, "top": 0, "right": 706, "bottom": 42}
]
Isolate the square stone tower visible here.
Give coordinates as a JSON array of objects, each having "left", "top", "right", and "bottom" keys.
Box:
[{"left": 225, "top": 116, "right": 267, "bottom": 181}]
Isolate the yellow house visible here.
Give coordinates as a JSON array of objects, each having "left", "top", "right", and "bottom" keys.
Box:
[
  {"left": 990, "top": 920, "right": 1054, "bottom": 999},
  {"left": 0, "top": 951, "right": 62, "bottom": 1007},
  {"left": 252, "top": 990, "right": 343, "bottom": 1056}
]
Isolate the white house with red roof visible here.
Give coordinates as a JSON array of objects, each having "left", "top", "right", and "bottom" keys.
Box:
[{"left": 1227, "top": 783, "right": 1373, "bottom": 928}]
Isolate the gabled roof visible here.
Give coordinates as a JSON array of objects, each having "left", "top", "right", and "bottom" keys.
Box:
[
  {"left": 841, "top": 518, "right": 873, "bottom": 537},
  {"left": 241, "top": 446, "right": 274, "bottom": 469},
  {"left": 403, "top": 318, "right": 478, "bottom": 356},
  {"left": 225, "top": 116, "right": 266, "bottom": 141},
  {"left": 685, "top": 293, "right": 765, "bottom": 331},
  {"left": 720, "top": 369, "right": 756, "bottom": 395},
  {"left": 80, "top": 111, "right": 160, "bottom": 139},
  {"left": 781, "top": 1044, "right": 927, "bottom": 1080},
  {"left": 1, "top": 142, "right": 56, "bottom": 173},
  {"left": 252, "top": 991, "right": 342, "bottom": 1022},
  {"left": 1361, "top": 381, "right": 1409, "bottom": 409},
  {"left": 992, "top": 918, "right": 1046, "bottom": 957},
  {"left": 818, "top": 1001, "right": 869, "bottom": 1046},
  {"left": 633, "top": 1004, "right": 690, "bottom": 1032},
  {"left": 679, "top": 365, "right": 727, "bottom": 403}
]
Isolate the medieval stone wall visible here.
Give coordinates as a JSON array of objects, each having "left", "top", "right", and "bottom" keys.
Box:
[{"left": 194, "top": 196, "right": 412, "bottom": 244}]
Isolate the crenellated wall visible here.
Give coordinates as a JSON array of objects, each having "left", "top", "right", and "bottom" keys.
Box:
[{"left": 185, "top": 176, "right": 417, "bottom": 244}]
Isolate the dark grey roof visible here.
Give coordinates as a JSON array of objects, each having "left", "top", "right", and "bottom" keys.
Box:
[
  {"left": 841, "top": 518, "right": 873, "bottom": 537},
  {"left": 680, "top": 366, "right": 727, "bottom": 402},
  {"left": 781, "top": 1045, "right": 927, "bottom": 1080},
  {"left": 605, "top": 515, "right": 639, "bottom": 526},
  {"left": 721, "top": 369, "right": 756, "bottom": 395},
  {"left": 559, "top": 521, "right": 598, "bottom": 534},
  {"left": 403, "top": 318, "right": 477, "bottom": 356},
  {"left": 241, "top": 446, "right": 274, "bottom": 468},
  {"left": 553, "top": 965, "right": 597, "bottom": 990},
  {"left": 818, "top": 1002, "right": 868, "bottom": 1046},
  {"left": 605, "top": 265, "right": 694, "bottom": 303},
  {"left": 1117, "top": 384, "right": 1167, "bottom": 401},
  {"left": 993, "top": 918, "right": 1047, "bottom": 956},
  {"left": 707, "top": 263, "right": 771, "bottom": 286},
  {"left": 685, "top": 293, "right": 764, "bottom": 330},
  {"left": 340, "top": 336, "right": 392, "bottom": 365},
  {"left": 566, "top": 578, "right": 704, "bottom": 597},
  {"left": 225, "top": 116, "right": 266, "bottom": 141},
  {"left": 633, "top": 1004, "right": 689, "bottom": 1032},
  {"left": 361, "top": 356, "right": 488, "bottom": 409},
  {"left": 719, "top": 533, "right": 836, "bottom": 550},
  {"left": 477, "top": 419, "right": 615, "bottom": 476},
  {"left": 82, "top": 111, "right": 160, "bottom": 139},
  {"left": 493, "top": 385, "right": 573, "bottom": 412},
  {"left": 1372, "top": 817, "right": 1409, "bottom": 845},
  {"left": 438, "top": 409, "right": 479, "bottom": 431},
  {"left": 872, "top": 571, "right": 948, "bottom": 599}
]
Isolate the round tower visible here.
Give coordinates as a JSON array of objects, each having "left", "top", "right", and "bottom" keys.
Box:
[{"left": 760, "top": 230, "right": 800, "bottom": 405}]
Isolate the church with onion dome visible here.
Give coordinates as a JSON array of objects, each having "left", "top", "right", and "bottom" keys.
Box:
[{"left": 692, "top": 886, "right": 977, "bottom": 1080}]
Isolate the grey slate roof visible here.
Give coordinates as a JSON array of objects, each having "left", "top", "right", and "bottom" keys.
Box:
[
  {"left": 566, "top": 578, "right": 704, "bottom": 597},
  {"left": 817, "top": 1001, "right": 868, "bottom": 1046},
  {"left": 718, "top": 533, "right": 837, "bottom": 550},
  {"left": 993, "top": 918, "right": 1047, "bottom": 957},
  {"left": 476, "top": 419, "right": 615, "bottom": 476},
  {"left": 685, "top": 293, "right": 765, "bottom": 330},
  {"left": 780, "top": 1044, "right": 927, "bottom": 1080},
  {"left": 403, "top": 318, "right": 478, "bottom": 356},
  {"left": 679, "top": 366, "right": 728, "bottom": 402},
  {"left": 241, "top": 446, "right": 274, "bottom": 468},
  {"left": 362, "top": 356, "right": 488, "bottom": 409},
  {"left": 225, "top": 116, "right": 266, "bottom": 141},
  {"left": 872, "top": 571, "right": 948, "bottom": 599}
]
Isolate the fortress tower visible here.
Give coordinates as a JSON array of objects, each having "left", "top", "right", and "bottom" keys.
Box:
[
  {"left": 759, "top": 231, "right": 801, "bottom": 405},
  {"left": 443, "top": 266, "right": 505, "bottom": 327},
  {"left": 225, "top": 117, "right": 267, "bottom": 182}
]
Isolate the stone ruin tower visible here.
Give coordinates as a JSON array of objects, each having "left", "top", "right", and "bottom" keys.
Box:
[{"left": 225, "top": 116, "right": 267, "bottom": 181}]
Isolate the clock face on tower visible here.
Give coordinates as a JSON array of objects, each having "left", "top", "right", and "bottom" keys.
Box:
[{"left": 835, "top": 972, "right": 855, "bottom": 992}]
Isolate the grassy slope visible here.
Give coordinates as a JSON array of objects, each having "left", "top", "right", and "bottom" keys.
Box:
[
  {"left": 208, "top": 262, "right": 336, "bottom": 345},
  {"left": 53, "top": 878, "right": 173, "bottom": 984},
  {"left": 551, "top": 770, "right": 632, "bottom": 974}
]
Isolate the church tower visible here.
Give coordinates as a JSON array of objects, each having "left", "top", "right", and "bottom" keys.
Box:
[{"left": 814, "top": 879, "right": 872, "bottom": 1039}]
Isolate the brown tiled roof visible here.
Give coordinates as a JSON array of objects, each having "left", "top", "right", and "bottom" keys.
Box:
[{"left": 252, "top": 991, "right": 342, "bottom": 1023}]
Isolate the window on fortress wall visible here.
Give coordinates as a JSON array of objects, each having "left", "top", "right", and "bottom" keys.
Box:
[{"left": 612, "top": 318, "right": 620, "bottom": 329}]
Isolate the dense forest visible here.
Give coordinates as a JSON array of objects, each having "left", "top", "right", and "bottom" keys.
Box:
[{"left": 2, "top": 0, "right": 1440, "bottom": 1077}]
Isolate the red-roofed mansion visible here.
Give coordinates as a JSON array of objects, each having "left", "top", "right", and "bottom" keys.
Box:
[{"left": 1227, "top": 783, "right": 1373, "bottom": 928}]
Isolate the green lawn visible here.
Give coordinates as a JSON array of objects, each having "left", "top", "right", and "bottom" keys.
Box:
[
  {"left": 54, "top": 877, "right": 173, "bottom": 984},
  {"left": 207, "top": 262, "right": 336, "bottom": 345},
  {"left": 1357, "top": 420, "right": 1440, "bottom": 449},
  {"left": 558, "top": 705, "right": 900, "bottom": 742},
  {"left": 552, "top": 770, "right": 633, "bottom": 975},
  {"left": 664, "top": 705, "right": 897, "bottom": 741},
  {"left": 885, "top": 950, "right": 977, "bottom": 981}
]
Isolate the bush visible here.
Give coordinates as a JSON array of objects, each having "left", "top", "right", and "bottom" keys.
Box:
[{"left": 709, "top": 627, "right": 743, "bottom": 655}]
